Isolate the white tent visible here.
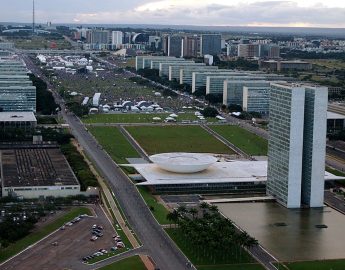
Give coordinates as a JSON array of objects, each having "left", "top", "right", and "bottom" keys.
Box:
[
  {"left": 216, "top": 115, "right": 226, "bottom": 120},
  {"left": 165, "top": 117, "right": 176, "bottom": 122}
]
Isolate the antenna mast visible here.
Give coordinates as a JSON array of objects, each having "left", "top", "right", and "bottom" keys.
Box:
[{"left": 32, "top": 0, "right": 35, "bottom": 35}]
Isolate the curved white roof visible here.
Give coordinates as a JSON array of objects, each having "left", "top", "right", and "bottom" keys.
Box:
[{"left": 149, "top": 152, "right": 218, "bottom": 173}]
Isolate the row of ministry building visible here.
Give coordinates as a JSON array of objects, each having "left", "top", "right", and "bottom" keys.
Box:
[{"left": 136, "top": 55, "right": 298, "bottom": 114}]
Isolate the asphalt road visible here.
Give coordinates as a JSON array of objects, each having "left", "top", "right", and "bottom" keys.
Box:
[{"left": 324, "top": 190, "right": 345, "bottom": 215}]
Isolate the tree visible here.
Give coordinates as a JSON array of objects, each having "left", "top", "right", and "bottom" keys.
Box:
[
  {"left": 189, "top": 208, "right": 198, "bottom": 219},
  {"left": 201, "top": 107, "right": 218, "bottom": 118},
  {"left": 194, "top": 87, "right": 206, "bottom": 97},
  {"left": 200, "top": 202, "right": 209, "bottom": 213},
  {"left": 29, "top": 74, "right": 59, "bottom": 115},
  {"left": 205, "top": 93, "right": 223, "bottom": 104},
  {"left": 167, "top": 211, "right": 179, "bottom": 228},
  {"left": 228, "top": 104, "right": 243, "bottom": 112},
  {"left": 66, "top": 102, "right": 89, "bottom": 117},
  {"left": 177, "top": 205, "right": 187, "bottom": 215}
]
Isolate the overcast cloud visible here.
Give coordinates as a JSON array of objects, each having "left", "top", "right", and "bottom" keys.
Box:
[{"left": 1, "top": 0, "right": 345, "bottom": 28}]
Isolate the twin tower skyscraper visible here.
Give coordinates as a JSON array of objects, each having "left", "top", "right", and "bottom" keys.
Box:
[{"left": 267, "top": 83, "right": 328, "bottom": 208}]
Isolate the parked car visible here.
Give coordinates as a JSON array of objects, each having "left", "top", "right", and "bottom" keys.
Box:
[{"left": 90, "top": 236, "right": 98, "bottom": 241}]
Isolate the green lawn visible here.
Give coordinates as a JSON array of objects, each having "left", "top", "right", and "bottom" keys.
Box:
[
  {"left": 283, "top": 260, "right": 345, "bottom": 270},
  {"left": 326, "top": 166, "right": 345, "bottom": 186},
  {"left": 88, "top": 126, "right": 140, "bottom": 164},
  {"left": 98, "top": 255, "right": 146, "bottom": 270},
  {"left": 101, "top": 191, "right": 133, "bottom": 250},
  {"left": 126, "top": 125, "right": 234, "bottom": 155},
  {"left": 86, "top": 249, "right": 125, "bottom": 264},
  {"left": 210, "top": 125, "right": 268, "bottom": 156},
  {"left": 198, "top": 264, "right": 265, "bottom": 270},
  {"left": 11, "top": 37, "right": 72, "bottom": 50},
  {"left": 166, "top": 228, "right": 255, "bottom": 266},
  {"left": 83, "top": 113, "right": 216, "bottom": 124},
  {"left": 0, "top": 207, "right": 91, "bottom": 263},
  {"left": 326, "top": 166, "right": 345, "bottom": 177},
  {"left": 137, "top": 186, "right": 169, "bottom": 224}
]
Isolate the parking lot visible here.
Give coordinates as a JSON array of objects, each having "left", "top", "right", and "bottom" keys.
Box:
[{"left": 0, "top": 205, "right": 123, "bottom": 270}]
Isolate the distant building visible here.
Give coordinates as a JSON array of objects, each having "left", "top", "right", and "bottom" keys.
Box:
[
  {"left": 90, "top": 30, "right": 109, "bottom": 49},
  {"left": 267, "top": 83, "right": 328, "bottom": 208},
  {"left": 200, "top": 34, "right": 222, "bottom": 56},
  {"left": 148, "top": 36, "right": 162, "bottom": 51},
  {"left": 259, "top": 44, "right": 280, "bottom": 59},
  {"left": 238, "top": 44, "right": 260, "bottom": 58},
  {"left": 259, "top": 60, "right": 312, "bottom": 71},
  {"left": 204, "top": 54, "right": 214, "bottom": 66},
  {"left": 167, "top": 35, "right": 183, "bottom": 57},
  {"left": 111, "top": 31, "right": 123, "bottom": 49},
  {"left": 182, "top": 35, "right": 199, "bottom": 57}
]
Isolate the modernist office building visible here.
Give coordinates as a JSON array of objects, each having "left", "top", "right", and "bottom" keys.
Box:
[
  {"left": 242, "top": 86, "right": 270, "bottom": 114},
  {"left": 135, "top": 56, "right": 176, "bottom": 70},
  {"left": 223, "top": 80, "right": 270, "bottom": 105},
  {"left": 192, "top": 71, "right": 246, "bottom": 93},
  {"left": 200, "top": 34, "right": 222, "bottom": 56},
  {"left": 159, "top": 60, "right": 195, "bottom": 76},
  {"left": 151, "top": 58, "right": 186, "bottom": 70},
  {"left": 0, "top": 86, "right": 36, "bottom": 112},
  {"left": 168, "top": 63, "right": 206, "bottom": 81},
  {"left": 179, "top": 66, "right": 218, "bottom": 85},
  {"left": 267, "top": 83, "right": 328, "bottom": 208}
]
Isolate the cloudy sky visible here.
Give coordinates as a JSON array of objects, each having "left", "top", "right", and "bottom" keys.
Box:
[{"left": 1, "top": 0, "right": 345, "bottom": 28}]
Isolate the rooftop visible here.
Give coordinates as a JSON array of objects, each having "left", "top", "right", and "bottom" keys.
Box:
[
  {"left": 0, "top": 112, "right": 37, "bottom": 122},
  {"left": 125, "top": 158, "right": 344, "bottom": 186},
  {"left": 1, "top": 146, "right": 79, "bottom": 187}
]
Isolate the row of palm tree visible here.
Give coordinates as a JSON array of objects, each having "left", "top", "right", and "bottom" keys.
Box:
[{"left": 166, "top": 202, "right": 258, "bottom": 264}]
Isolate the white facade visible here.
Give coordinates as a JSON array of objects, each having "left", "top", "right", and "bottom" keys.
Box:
[
  {"left": 111, "top": 31, "right": 123, "bottom": 48},
  {"left": 2, "top": 185, "right": 80, "bottom": 199}
]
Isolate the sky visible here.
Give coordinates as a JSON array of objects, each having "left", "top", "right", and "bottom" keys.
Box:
[{"left": 1, "top": 0, "right": 345, "bottom": 28}]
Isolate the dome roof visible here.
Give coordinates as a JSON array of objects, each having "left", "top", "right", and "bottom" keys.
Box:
[{"left": 150, "top": 153, "right": 217, "bottom": 173}]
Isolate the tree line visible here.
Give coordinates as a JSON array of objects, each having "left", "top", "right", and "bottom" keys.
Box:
[{"left": 166, "top": 203, "right": 258, "bottom": 263}]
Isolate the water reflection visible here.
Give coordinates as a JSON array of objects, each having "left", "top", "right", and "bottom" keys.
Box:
[{"left": 216, "top": 202, "right": 345, "bottom": 261}]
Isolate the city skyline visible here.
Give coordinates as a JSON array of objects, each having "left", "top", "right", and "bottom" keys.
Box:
[{"left": 1, "top": 0, "right": 345, "bottom": 28}]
